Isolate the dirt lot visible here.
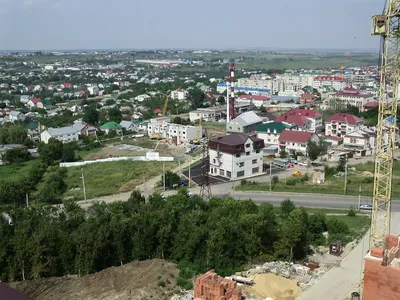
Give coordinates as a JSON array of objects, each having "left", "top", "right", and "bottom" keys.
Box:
[
  {"left": 243, "top": 274, "right": 301, "bottom": 300},
  {"left": 11, "top": 259, "right": 181, "bottom": 300}
]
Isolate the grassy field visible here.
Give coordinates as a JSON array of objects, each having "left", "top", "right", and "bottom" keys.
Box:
[
  {"left": 62, "top": 160, "right": 178, "bottom": 200},
  {"left": 326, "top": 215, "right": 371, "bottom": 243},
  {"left": 0, "top": 160, "right": 38, "bottom": 182}
]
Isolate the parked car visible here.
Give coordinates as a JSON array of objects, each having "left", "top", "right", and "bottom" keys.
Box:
[
  {"left": 360, "top": 204, "right": 373, "bottom": 211},
  {"left": 311, "top": 162, "right": 324, "bottom": 167},
  {"left": 298, "top": 161, "right": 309, "bottom": 166}
]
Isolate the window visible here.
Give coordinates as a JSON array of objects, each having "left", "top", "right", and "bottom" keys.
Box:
[
  {"left": 226, "top": 171, "right": 232, "bottom": 178},
  {"left": 252, "top": 167, "right": 259, "bottom": 174},
  {"left": 246, "top": 143, "right": 250, "bottom": 148},
  {"left": 246, "top": 152, "right": 250, "bottom": 156},
  {"left": 237, "top": 171, "right": 245, "bottom": 177},
  {"left": 229, "top": 126, "right": 232, "bottom": 130},
  {"left": 236, "top": 153, "right": 241, "bottom": 158},
  {"left": 219, "top": 169, "right": 224, "bottom": 176},
  {"left": 256, "top": 149, "right": 260, "bottom": 154},
  {"left": 252, "top": 159, "right": 257, "bottom": 164},
  {"left": 238, "top": 162, "right": 244, "bottom": 167},
  {"left": 213, "top": 158, "right": 216, "bottom": 164}
]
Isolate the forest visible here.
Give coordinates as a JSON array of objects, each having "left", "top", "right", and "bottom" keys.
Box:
[{"left": 0, "top": 189, "right": 354, "bottom": 288}]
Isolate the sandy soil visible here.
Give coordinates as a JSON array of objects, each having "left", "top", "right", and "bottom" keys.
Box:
[
  {"left": 243, "top": 274, "right": 301, "bottom": 300},
  {"left": 11, "top": 259, "right": 181, "bottom": 300}
]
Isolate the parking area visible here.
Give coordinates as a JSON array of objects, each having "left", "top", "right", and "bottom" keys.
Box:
[{"left": 183, "top": 163, "right": 230, "bottom": 186}]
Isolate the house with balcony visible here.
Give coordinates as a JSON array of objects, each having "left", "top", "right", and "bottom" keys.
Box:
[
  {"left": 325, "top": 113, "right": 364, "bottom": 138},
  {"left": 343, "top": 127, "right": 376, "bottom": 155},
  {"left": 209, "top": 133, "right": 265, "bottom": 180},
  {"left": 278, "top": 129, "right": 319, "bottom": 155}
]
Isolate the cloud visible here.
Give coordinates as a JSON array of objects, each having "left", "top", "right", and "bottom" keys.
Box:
[{"left": 21, "top": 0, "right": 48, "bottom": 8}]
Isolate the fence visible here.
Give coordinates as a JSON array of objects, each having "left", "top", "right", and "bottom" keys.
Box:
[{"left": 60, "top": 155, "right": 175, "bottom": 168}]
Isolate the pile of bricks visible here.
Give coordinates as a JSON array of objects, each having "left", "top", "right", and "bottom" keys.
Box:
[
  {"left": 363, "top": 234, "right": 400, "bottom": 300},
  {"left": 194, "top": 270, "right": 242, "bottom": 300}
]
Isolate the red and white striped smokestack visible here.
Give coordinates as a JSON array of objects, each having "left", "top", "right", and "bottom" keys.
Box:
[{"left": 229, "top": 63, "right": 235, "bottom": 120}]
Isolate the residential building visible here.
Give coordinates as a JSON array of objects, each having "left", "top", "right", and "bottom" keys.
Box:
[
  {"left": 189, "top": 103, "right": 251, "bottom": 123},
  {"left": 120, "top": 120, "right": 137, "bottom": 131},
  {"left": 100, "top": 121, "right": 122, "bottom": 134},
  {"left": 226, "top": 111, "right": 263, "bottom": 134},
  {"left": 275, "top": 108, "right": 323, "bottom": 133},
  {"left": 278, "top": 129, "right": 319, "bottom": 155},
  {"left": 325, "top": 113, "right": 364, "bottom": 138},
  {"left": 312, "top": 76, "right": 346, "bottom": 91},
  {"left": 27, "top": 98, "right": 43, "bottom": 109},
  {"left": 329, "top": 87, "right": 374, "bottom": 112},
  {"left": 209, "top": 133, "right": 265, "bottom": 180},
  {"left": 343, "top": 127, "right": 376, "bottom": 153},
  {"left": 275, "top": 114, "right": 312, "bottom": 132},
  {"left": 170, "top": 89, "right": 188, "bottom": 101},
  {"left": 147, "top": 118, "right": 202, "bottom": 143},
  {"left": 134, "top": 94, "right": 151, "bottom": 102},
  {"left": 71, "top": 121, "right": 96, "bottom": 136},
  {"left": 87, "top": 86, "right": 99, "bottom": 96},
  {"left": 9, "top": 111, "right": 25, "bottom": 122},
  {"left": 236, "top": 94, "right": 270, "bottom": 108},
  {"left": 40, "top": 127, "right": 79, "bottom": 144},
  {"left": 256, "top": 122, "right": 296, "bottom": 147}
]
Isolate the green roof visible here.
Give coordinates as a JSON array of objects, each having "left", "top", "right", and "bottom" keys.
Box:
[
  {"left": 27, "top": 122, "right": 38, "bottom": 131},
  {"left": 256, "top": 122, "right": 294, "bottom": 133},
  {"left": 100, "top": 121, "right": 121, "bottom": 130}
]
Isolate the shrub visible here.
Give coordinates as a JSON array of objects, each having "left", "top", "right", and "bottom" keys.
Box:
[
  {"left": 347, "top": 207, "right": 357, "bottom": 217},
  {"left": 327, "top": 218, "right": 349, "bottom": 235},
  {"left": 272, "top": 176, "right": 279, "bottom": 185},
  {"left": 241, "top": 179, "right": 247, "bottom": 186},
  {"left": 362, "top": 177, "right": 374, "bottom": 184},
  {"left": 325, "top": 166, "right": 336, "bottom": 177},
  {"left": 286, "top": 178, "right": 297, "bottom": 186},
  {"left": 158, "top": 280, "right": 165, "bottom": 287}
]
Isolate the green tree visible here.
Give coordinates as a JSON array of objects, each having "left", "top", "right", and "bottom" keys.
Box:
[
  {"left": 108, "top": 108, "right": 122, "bottom": 123},
  {"left": 307, "top": 140, "right": 326, "bottom": 161},
  {"left": 188, "top": 88, "right": 206, "bottom": 109},
  {"left": 1, "top": 149, "right": 31, "bottom": 164},
  {"left": 280, "top": 198, "right": 295, "bottom": 218},
  {"left": 61, "top": 143, "right": 77, "bottom": 162},
  {"left": 0, "top": 124, "right": 27, "bottom": 144},
  {"left": 217, "top": 95, "right": 225, "bottom": 105},
  {"left": 37, "top": 168, "right": 68, "bottom": 204},
  {"left": 38, "top": 138, "right": 63, "bottom": 165},
  {"left": 162, "top": 171, "right": 181, "bottom": 188},
  {"left": 279, "top": 149, "right": 288, "bottom": 159},
  {"left": 172, "top": 116, "right": 182, "bottom": 124},
  {"left": 82, "top": 105, "right": 99, "bottom": 125},
  {"left": 259, "top": 105, "right": 266, "bottom": 113}
]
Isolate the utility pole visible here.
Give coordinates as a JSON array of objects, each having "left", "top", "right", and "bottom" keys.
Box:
[
  {"left": 25, "top": 194, "right": 29, "bottom": 207},
  {"left": 178, "top": 160, "right": 181, "bottom": 176},
  {"left": 344, "top": 155, "right": 348, "bottom": 195},
  {"left": 81, "top": 168, "right": 87, "bottom": 201},
  {"left": 188, "top": 156, "right": 191, "bottom": 188},
  {"left": 269, "top": 163, "right": 272, "bottom": 191},
  {"left": 163, "top": 163, "right": 166, "bottom": 191},
  {"left": 358, "top": 185, "right": 362, "bottom": 210}
]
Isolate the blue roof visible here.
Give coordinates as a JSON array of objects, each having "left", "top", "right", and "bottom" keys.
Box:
[
  {"left": 271, "top": 96, "right": 300, "bottom": 101},
  {"left": 217, "top": 82, "right": 270, "bottom": 92}
]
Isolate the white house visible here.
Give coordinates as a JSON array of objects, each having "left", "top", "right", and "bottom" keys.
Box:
[
  {"left": 170, "top": 89, "right": 188, "bottom": 101},
  {"left": 330, "top": 87, "right": 374, "bottom": 112},
  {"left": 88, "top": 86, "right": 99, "bottom": 96},
  {"left": 325, "top": 113, "right": 364, "bottom": 138},
  {"left": 40, "top": 127, "right": 79, "bottom": 144},
  {"left": 278, "top": 129, "right": 319, "bottom": 155},
  {"left": 9, "top": 111, "right": 25, "bottom": 122},
  {"left": 226, "top": 111, "right": 263, "bottom": 134},
  {"left": 256, "top": 122, "right": 296, "bottom": 147},
  {"left": 147, "top": 118, "right": 202, "bottom": 143},
  {"left": 120, "top": 120, "right": 137, "bottom": 131},
  {"left": 208, "top": 133, "right": 265, "bottom": 180},
  {"left": 343, "top": 127, "right": 376, "bottom": 153},
  {"left": 312, "top": 76, "right": 346, "bottom": 91},
  {"left": 134, "top": 94, "right": 151, "bottom": 102}
]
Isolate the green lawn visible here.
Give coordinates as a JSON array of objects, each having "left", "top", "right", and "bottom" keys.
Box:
[
  {"left": 0, "top": 160, "right": 39, "bottom": 182},
  {"left": 326, "top": 215, "right": 371, "bottom": 243},
  {"left": 62, "top": 160, "right": 178, "bottom": 200}
]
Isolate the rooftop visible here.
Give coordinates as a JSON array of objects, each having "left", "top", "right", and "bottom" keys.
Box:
[
  {"left": 325, "top": 113, "right": 363, "bottom": 125},
  {"left": 279, "top": 129, "right": 314, "bottom": 143},
  {"left": 232, "top": 111, "right": 263, "bottom": 126},
  {"left": 210, "top": 132, "right": 263, "bottom": 146},
  {"left": 256, "top": 121, "right": 294, "bottom": 133}
]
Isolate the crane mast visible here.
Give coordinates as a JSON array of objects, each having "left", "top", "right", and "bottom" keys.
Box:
[{"left": 370, "top": 0, "right": 400, "bottom": 248}]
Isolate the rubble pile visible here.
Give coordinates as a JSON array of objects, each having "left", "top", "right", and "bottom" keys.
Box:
[{"left": 244, "top": 260, "right": 331, "bottom": 291}]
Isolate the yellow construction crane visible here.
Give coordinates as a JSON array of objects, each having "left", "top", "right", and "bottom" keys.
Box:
[
  {"left": 162, "top": 94, "right": 169, "bottom": 117},
  {"left": 369, "top": 0, "right": 400, "bottom": 249}
]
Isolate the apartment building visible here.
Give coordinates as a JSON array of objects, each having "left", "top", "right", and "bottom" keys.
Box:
[
  {"left": 170, "top": 89, "right": 188, "bottom": 101},
  {"left": 343, "top": 127, "right": 376, "bottom": 153},
  {"left": 325, "top": 113, "right": 364, "bottom": 138},
  {"left": 209, "top": 133, "right": 265, "bottom": 180},
  {"left": 312, "top": 76, "right": 346, "bottom": 91},
  {"left": 147, "top": 117, "right": 201, "bottom": 143},
  {"left": 330, "top": 87, "right": 374, "bottom": 112},
  {"left": 226, "top": 111, "right": 263, "bottom": 134}
]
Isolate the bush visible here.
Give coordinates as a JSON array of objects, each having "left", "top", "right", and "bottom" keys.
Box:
[
  {"left": 300, "top": 174, "right": 309, "bottom": 183},
  {"left": 325, "top": 166, "right": 336, "bottom": 177},
  {"left": 241, "top": 179, "right": 247, "bottom": 186},
  {"left": 347, "top": 207, "right": 357, "bottom": 217},
  {"left": 327, "top": 218, "right": 349, "bottom": 235},
  {"left": 158, "top": 280, "right": 165, "bottom": 287},
  {"left": 272, "top": 176, "right": 279, "bottom": 185},
  {"left": 362, "top": 177, "right": 374, "bottom": 184},
  {"left": 286, "top": 178, "right": 297, "bottom": 186}
]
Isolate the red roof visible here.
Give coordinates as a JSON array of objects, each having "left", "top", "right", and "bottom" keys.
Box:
[
  {"left": 325, "top": 113, "right": 363, "bottom": 126},
  {"left": 238, "top": 94, "right": 270, "bottom": 101},
  {"left": 276, "top": 108, "right": 322, "bottom": 121},
  {"left": 63, "top": 82, "right": 73, "bottom": 87},
  {"left": 275, "top": 115, "right": 311, "bottom": 127},
  {"left": 154, "top": 108, "right": 162, "bottom": 113},
  {"left": 31, "top": 98, "right": 41, "bottom": 104},
  {"left": 363, "top": 101, "right": 378, "bottom": 108},
  {"left": 314, "top": 76, "right": 344, "bottom": 81},
  {"left": 325, "top": 135, "right": 343, "bottom": 141},
  {"left": 279, "top": 130, "right": 313, "bottom": 143}
]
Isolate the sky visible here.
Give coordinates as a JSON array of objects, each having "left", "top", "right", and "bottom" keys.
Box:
[{"left": 0, "top": 0, "right": 385, "bottom": 51}]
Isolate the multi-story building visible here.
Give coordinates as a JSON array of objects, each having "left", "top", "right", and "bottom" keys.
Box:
[
  {"left": 209, "top": 133, "right": 265, "bottom": 180},
  {"left": 278, "top": 129, "right": 319, "bottom": 155},
  {"left": 226, "top": 111, "right": 263, "bottom": 135},
  {"left": 343, "top": 127, "right": 376, "bottom": 153},
  {"left": 329, "top": 87, "right": 374, "bottom": 112},
  {"left": 325, "top": 113, "right": 364, "bottom": 138},
  {"left": 275, "top": 108, "right": 323, "bottom": 133},
  {"left": 147, "top": 117, "right": 201, "bottom": 143},
  {"left": 87, "top": 86, "right": 99, "bottom": 96},
  {"left": 256, "top": 122, "right": 296, "bottom": 147},
  {"left": 170, "top": 89, "right": 188, "bottom": 101},
  {"left": 312, "top": 76, "right": 346, "bottom": 91},
  {"left": 40, "top": 127, "right": 79, "bottom": 144}
]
